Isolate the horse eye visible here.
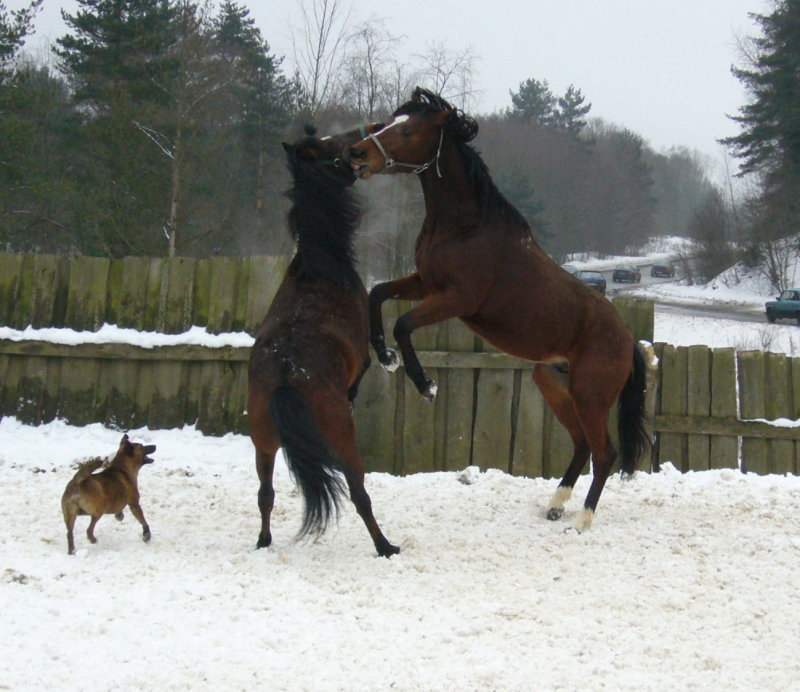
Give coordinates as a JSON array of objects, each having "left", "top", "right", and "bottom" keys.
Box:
[{"left": 402, "top": 128, "right": 411, "bottom": 138}]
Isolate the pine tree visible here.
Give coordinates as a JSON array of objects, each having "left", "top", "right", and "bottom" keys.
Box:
[
  {"left": 0, "top": 0, "right": 41, "bottom": 82},
  {"left": 508, "top": 77, "right": 557, "bottom": 126},
  {"left": 723, "top": 0, "right": 800, "bottom": 239},
  {"left": 555, "top": 85, "right": 591, "bottom": 136}
]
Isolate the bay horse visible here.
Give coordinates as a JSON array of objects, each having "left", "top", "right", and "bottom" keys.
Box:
[
  {"left": 247, "top": 125, "right": 399, "bottom": 557},
  {"left": 349, "top": 88, "right": 650, "bottom": 531}
]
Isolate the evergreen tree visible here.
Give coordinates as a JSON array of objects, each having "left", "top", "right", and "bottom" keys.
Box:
[
  {"left": 0, "top": 0, "right": 41, "bottom": 82},
  {"left": 55, "top": 0, "right": 179, "bottom": 256},
  {"left": 555, "top": 85, "right": 591, "bottom": 136},
  {"left": 509, "top": 77, "right": 557, "bottom": 125},
  {"left": 723, "top": 0, "right": 800, "bottom": 240}
]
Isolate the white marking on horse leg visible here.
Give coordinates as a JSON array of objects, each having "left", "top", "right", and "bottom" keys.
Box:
[
  {"left": 572, "top": 508, "right": 595, "bottom": 532},
  {"left": 547, "top": 485, "right": 572, "bottom": 513}
]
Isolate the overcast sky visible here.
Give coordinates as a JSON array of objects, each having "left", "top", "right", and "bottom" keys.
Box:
[{"left": 14, "top": 0, "right": 770, "bottom": 166}]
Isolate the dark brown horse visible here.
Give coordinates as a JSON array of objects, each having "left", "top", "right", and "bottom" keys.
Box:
[
  {"left": 349, "top": 88, "right": 650, "bottom": 531},
  {"left": 248, "top": 125, "right": 399, "bottom": 557}
]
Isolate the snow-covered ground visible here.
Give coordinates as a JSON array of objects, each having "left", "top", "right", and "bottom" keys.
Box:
[
  {"left": 1, "top": 418, "right": 799, "bottom": 691},
  {"left": 2, "top": 239, "right": 800, "bottom": 690}
]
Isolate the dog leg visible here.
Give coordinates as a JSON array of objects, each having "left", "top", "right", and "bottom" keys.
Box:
[
  {"left": 86, "top": 515, "right": 100, "bottom": 544},
  {"left": 64, "top": 507, "right": 77, "bottom": 555},
  {"left": 128, "top": 503, "right": 151, "bottom": 543}
]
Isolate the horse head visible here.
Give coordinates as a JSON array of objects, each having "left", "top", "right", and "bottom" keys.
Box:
[{"left": 349, "top": 87, "right": 477, "bottom": 179}]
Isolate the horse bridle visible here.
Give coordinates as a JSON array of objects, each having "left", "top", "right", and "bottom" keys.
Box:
[
  {"left": 316, "top": 125, "right": 372, "bottom": 169},
  {"left": 366, "top": 126, "right": 444, "bottom": 178}
]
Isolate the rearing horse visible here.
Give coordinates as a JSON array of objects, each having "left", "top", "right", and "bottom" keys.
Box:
[
  {"left": 349, "top": 88, "right": 650, "bottom": 531},
  {"left": 248, "top": 125, "right": 399, "bottom": 557}
]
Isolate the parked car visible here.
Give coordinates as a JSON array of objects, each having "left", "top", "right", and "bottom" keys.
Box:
[
  {"left": 651, "top": 263, "right": 676, "bottom": 278},
  {"left": 612, "top": 265, "right": 641, "bottom": 283},
  {"left": 765, "top": 289, "right": 800, "bottom": 324},
  {"left": 574, "top": 270, "right": 607, "bottom": 295}
]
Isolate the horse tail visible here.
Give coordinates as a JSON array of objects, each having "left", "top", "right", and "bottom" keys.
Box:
[
  {"left": 617, "top": 343, "right": 651, "bottom": 476},
  {"left": 269, "top": 385, "right": 347, "bottom": 538}
]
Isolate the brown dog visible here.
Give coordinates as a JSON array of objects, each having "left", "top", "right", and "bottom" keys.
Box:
[{"left": 61, "top": 434, "right": 156, "bottom": 555}]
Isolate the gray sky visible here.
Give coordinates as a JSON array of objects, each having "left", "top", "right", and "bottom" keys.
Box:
[{"left": 14, "top": 0, "right": 769, "bottom": 166}]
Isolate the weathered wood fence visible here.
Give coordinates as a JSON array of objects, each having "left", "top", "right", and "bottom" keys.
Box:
[{"left": 0, "top": 252, "right": 797, "bottom": 476}]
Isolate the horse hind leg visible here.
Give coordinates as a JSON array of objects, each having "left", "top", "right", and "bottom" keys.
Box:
[
  {"left": 333, "top": 419, "right": 399, "bottom": 557},
  {"left": 255, "top": 447, "right": 278, "bottom": 549},
  {"left": 532, "top": 364, "right": 591, "bottom": 521},
  {"left": 570, "top": 398, "right": 618, "bottom": 532}
]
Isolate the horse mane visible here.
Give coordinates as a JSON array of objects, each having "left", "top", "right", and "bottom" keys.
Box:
[
  {"left": 395, "top": 88, "right": 533, "bottom": 239},
  {"left": 284, "top": 139, "right": 362, "bottom": 290}
]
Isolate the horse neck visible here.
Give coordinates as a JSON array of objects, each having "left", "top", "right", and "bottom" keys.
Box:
[
  {"left": 289, "top": 174, "right": 360, "bottom": 289},
  {"left": 418, "top": 138, "right": 480, "bottom": 224}
]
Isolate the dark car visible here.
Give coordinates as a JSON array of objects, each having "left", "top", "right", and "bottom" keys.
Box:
[
  {"left": 765, "top": 288, "right": 800, "bottom": 324},
  {"left": 651, "top": 263, "right": 676, "bottom": 278},
  {"left": 574, "top": 270, "right": 607, "bottom": 295},
  {"left": 612, "top": 265, "right": 641, "bottom": 283}
]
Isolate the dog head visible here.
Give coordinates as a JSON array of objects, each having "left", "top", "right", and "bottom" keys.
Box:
[{"left": 116, "top": 434, "right": 157, "bottom": 469}]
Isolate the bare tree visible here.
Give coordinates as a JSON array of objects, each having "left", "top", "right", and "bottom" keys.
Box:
[
  {"left": 142, "top": 0, "right": 235, "bottom": 256},
  {"left": 290, "top": 0, "right": 351, "bottom": 115},
  {"left": 413, "top": 40, "right": 479, "bottom": 110},
  {"left": 337, "top": 19, "right": 401, "bottom": 119}
]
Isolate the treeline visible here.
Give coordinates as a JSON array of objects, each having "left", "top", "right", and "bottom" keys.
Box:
[{"left": 1, "top": 0, "right": 721, "bottom": 272}]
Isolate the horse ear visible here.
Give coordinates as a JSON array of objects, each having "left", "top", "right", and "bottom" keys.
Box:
[
  {"left": 282, "top": 142, "right": 292, "bottom": 152},
  {"left": 411, "top": 86, "right": 423, "bottom": 101}
]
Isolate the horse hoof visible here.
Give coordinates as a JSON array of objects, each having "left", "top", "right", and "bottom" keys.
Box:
[
  {"left": 421, "top": 380, "right": 438, "bottom": 403},
  {"left": 378, "top": 543, "right": 401, "bottom": 558},
  {"left": 546, "top": 507, "right": 564, "bottom": 521},
  {"left": 256, "top": 534, "right": 272, "bottom": 549},
  {"left": 115, "top": 512, "right": 124, "bottom": 521},
  {"left": 142, "top": 530, "right": 151, "bottom": 543},
  {"left": 380, "top": 349, "right": 400, "bottom": 372}
]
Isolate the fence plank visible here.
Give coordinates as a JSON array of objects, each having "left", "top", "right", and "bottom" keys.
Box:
[
  {"left": 765, "top": 352, "right": 795, "bottom": 474},
  {"left": 512, "top": 372, "right": 546, "bottom": 478},
  {"left": 738, "top": 350, "right": 768, "bottom": 474},
  {"left": 687, "top": 345, "right": 711, "bottom": 470},
  {"left": 441, "top": 319, "right": 475, "bottom": 471},
  {"left": 66, "top": 256, "right": 111, "bottom": 331},
  {"left": 709, "top": 348, "right": 738, "bottom": 469},
  {"left": 15, "top": 356, "right": 49, "bottom": 425},
  {"left": 159, "top": 257, "right": 197, "bottom": 334},
  {"left": 148, "top": 360, "right": 188, "bottom": 429},
  {"left": 206, "top": 257, "right": 241, "bottom": 334},
  {"left": 58, "top": 357, "right": 100, "bottom": 426},
  {"left": 244, "top": 255, "right": 287, "bottom": 334},
  {"left": 0, "top": 254, "right": 23, "bottom": 326},
  {"left": 613, "top": 297, "right": 654, "bottom": 343},
  {"left": 658, "top": 345, "right": 688, "bottom": 470},
  {"left": 472, "top": 367, "right": 515, "bottom": 472}
]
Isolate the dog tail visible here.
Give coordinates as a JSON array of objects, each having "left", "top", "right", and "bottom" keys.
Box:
[
  {"left": 269, "top": 385, "right": 347, "bottom": 539},
  {"left": 70, "top": 458, "right": 104, "bottom": 482}
]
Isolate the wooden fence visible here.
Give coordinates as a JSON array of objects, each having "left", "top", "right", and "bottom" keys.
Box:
[{"left": 0, "top": 251, "right": 797, "bottom": 476}]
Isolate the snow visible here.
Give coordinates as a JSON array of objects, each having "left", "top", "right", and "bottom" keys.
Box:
[
  {"left": 2, "top": 418, "right": 800, "bottom": 690},
  {"left": 2, "top": 238, "right": 800, "bottom": 689}
]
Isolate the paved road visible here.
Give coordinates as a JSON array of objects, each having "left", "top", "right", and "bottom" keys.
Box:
[{"left": 602, "top": 263, "right": 767, "bottom": 324}]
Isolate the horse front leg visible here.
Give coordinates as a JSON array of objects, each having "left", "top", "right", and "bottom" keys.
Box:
[
  {"left": 393, "top": 291, "right": 466, "bottom": 403},
  {"left": 369, "top": 273, "right": 429, "bottom": 372}
]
